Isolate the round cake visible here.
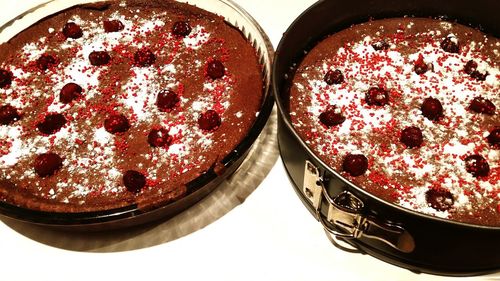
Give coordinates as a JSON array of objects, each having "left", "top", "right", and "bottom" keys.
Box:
[
  {"left": 0, "top": 0, "right": 263, "bottom": 212},
  {"left": 290, "top": 18, "right": 499, "bottom": 226}
]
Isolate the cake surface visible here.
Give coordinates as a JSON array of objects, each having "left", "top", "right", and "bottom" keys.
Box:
[
  {"left": 290, "top": 18, "right": 499, "bottom": 226},
  {"left": 0, "top": 0, "right": 263, "bottom": 212}
]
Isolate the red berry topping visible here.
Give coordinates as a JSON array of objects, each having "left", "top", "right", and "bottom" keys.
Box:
[
  {"left": 414, "top": 54, "right": 429, "bottom": 75},
  {"left": 469, "top": 97, "right": 496, "bottom": 115},
  {"left": 103, "top": 19, "right": 124, "bottom": 32},
  {"left": 62, "top": 22, "right": 83, "bottom": 39},
  {"left": 319, "top": 106, "right": 345, "bottom": 127},
  {"left": 134, "top": 47, "right": 156, "bottom": 67},
  {"left": 206, "top": 60, "right": 225, "bottom": 79},
  {"left": 0, "top": 104, "right": 21, "bottom": 125},
  {"left": 324, "top": 69, "right": 344, "bottom": 85},
  {"left": 470, "top": 70, "right": 488, "bottom": 81},
  {"left": 487, "top": 129, "right": 500, "bottom": 148},
  {"left": 104, "top": 114, "right": 130, "bottom": 134},
  {"left": 440, "top": 36, "right": 459, "bottom": 53},
  {"left": 464, "top": 60, "right": 478, "bottom": 75},
  {"left": 400, "top": 126, "right": 423, "bottom": 148},
  {"left": 156, "top": 89, "right": 180, "bottom": 112},
  {"left": 36, "top": 54, "right": 59, "bottom": 71},
  {"left": 123, "top": 170, "right": 146, "bottom": 193},
  {"left": 464, "top": 60, "right": 488, "bottom": 81},
  {"left": 198, "top": 110, "right": 221, "bottom": 131},
  {"left": 0, "top": 69, "right": 13, "bottom": 88},
  {"left": 172, "top": 21, "right": 192, "bottom": 37},
  {"left": 464, "top": 155, "right": 490, "bottom": 177},
  {"left": 89, "top": 51, "right": 111, "bottom": 66},
  {"left": 342, "top": 153, "right": 368, "bottom": 176},
  {"left": 425, "top": 188, "right": 454, "bottom": 211},
  {"left": 365, "top": 87, "right": 389, "bottom": 106},
  {"left": 148, "top": 128, "right": 172, "bottom": 148},
  {"left": 37, "top": 113, "right": 66, "bottom": 135},
  {"left": 372, "top": 40, "right": 390, "bottom": 51},
  {"left": 421, "top": 97, "right": 443, "bottom": 121},
  {"left": 59, "top": 83, "right": 83, "bottom": 104},
  {"left": 34, "top": 152, "right": 63, "bottom": 177}
]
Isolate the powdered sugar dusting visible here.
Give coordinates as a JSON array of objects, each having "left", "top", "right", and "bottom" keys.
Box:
[
  {"left": 122, "top": 67, "right": 161, "bottom": 120},
  {"left": 0, "top": 126, "right": 23, "bottom": 167},
  {"left": 183, "top": 25, "right": 210, "bottom": 49}
]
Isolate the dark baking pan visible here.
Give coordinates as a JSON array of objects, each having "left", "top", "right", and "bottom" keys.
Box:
[
  {"left": 0, "top": 0, "right": 274, "bottom": 231},
  {"left": 273, "top": 0, "right": 499, "bottom": 276}
]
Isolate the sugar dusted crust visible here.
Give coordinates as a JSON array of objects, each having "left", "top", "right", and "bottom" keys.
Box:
[
  {"left": 290, "top": 18, "right": 499, "bottom": 226},
  {"left": 0, "top": 0, "right": 263, "bottom": 212}
]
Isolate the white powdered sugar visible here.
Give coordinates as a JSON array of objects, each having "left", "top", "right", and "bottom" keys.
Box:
[
  {"left": 63, "top": 56, "right": 102, "bottom": 89},
  {"left": 0, "top": 126, "right": 23, "bottom": 167},
  {"left": 183, "top": 25, "right": 210, "bottom": 49},
  {"left": 122, "top": 67, "right": 162, "bottom": 120},
  {"left": 22, "top": 41, "right": 48, "bottom": 61},
  {"left": 93, "top": 127, "right": 112, "bottom": 145},
  {"left": 167, "top": 124, "right": 189, "bottom": 157},
  {"left": 138, "top": 17, "right": 165, "bottom": 34}
]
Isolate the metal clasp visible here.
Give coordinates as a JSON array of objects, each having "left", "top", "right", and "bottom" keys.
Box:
[{"left": 303, "top": 160, "right": 415, "bottom": 253}]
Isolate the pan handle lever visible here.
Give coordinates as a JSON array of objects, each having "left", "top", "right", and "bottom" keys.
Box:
[{"left": 303, "top": 160, "right": 415, "bottom": 253}]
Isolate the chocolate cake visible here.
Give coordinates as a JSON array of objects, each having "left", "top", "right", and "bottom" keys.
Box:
[
  {"left": 0, "top": 0, "right": 264, "bottom": 212},
  {"left": 290, "top": 18, "right": 499, "bottom": 226}
]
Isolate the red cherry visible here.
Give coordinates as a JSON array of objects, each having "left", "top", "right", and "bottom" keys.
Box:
[
  {"left": 486, "top": 129, "right": 500, "bottom": 148},
  {"left": 103, "top": 19, "right": 124, "bottom": 32},
  {"left": 134, "top": 47, "right": 156, "bottom": 67},
  {"left": 198, "top": 110, "right": 221, "bottom": 131},
  {"left": 487, "top": 128, "right": 500, "bottom": 148},
  {"left": 425, "top": 188, "right": 454, "bottom": 211},
  {"left": 464, "top": 60, "right": 488, "bottom": 80},
  {"left": 59, "top": 83, "right": 83, "bottom": 104},
  {"left": 0, "top": 69, "right": 13, "bottom": 88},
  {"left": 342, "top": 153, "right": 368, "bottom": 176},
  {"left": 0, "top": 105, "right": 21, "bottom": 125},
  {"left": 148, "top": 128, "right": 172, "bottom": 148},
  {"left": 400, "top": 126, "right": 423, "bottom": 148},
  {"left": 37, "top": 113, "right": 66, "bottom": 135},
  {"left": 156, "top": 90, "right": 180, "bottom": 112},
  {"left": 62, "top": 22, "right": 83, "bottom": 39},
  {"left": 34, "top": 152, "right": 63, "bottom": 177},
  {"left": 470, "top": 70, "right": 488, "bottom": 81},
  {"left": 319, "top": 106, "right": 345, "bottom": 127},
  {"left": 36, "top": 54, "right": 59, "bottom": 71},
  {"left": 421, "top": 97, "right": 443, "bottom": 121},
  {"left": 172, "top": 21, "right": 192, "bottom": 37},
  {"left": 440, "top": 36, "right": 459, "bottom": 53},
  {"left": 324, "top": 69, "right": 344, "bottom": 85},
  {"left": 464, "top": 60, "right": 478, "bottom": 75},
  {"left": 206, "top": 60, "right": 225, "bottom": 79},
  {"left": 464, "top": 155, "right": 490, "bottom": 177},
  {"left": 414, "top": 54, "right": 429, "bottom": 75},
  {"left": 365, "top": 87, "right": 389, "bottom": 106},
  {"left": 89, "top": 51, "right": 111, "bottom": 66},
  {"left": 123, "top": 170, "right": 146, "bottom": 193},
  {"left": 104, "top": 114, "right": 130, "bottom": 134},
  {"left": 469, "top": 97, "right": 496, "bottom": 115}
]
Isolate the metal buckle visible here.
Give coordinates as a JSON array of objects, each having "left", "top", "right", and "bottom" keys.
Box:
[{"left": 303, "top": 160, "right": 415, "bottom": 253}]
